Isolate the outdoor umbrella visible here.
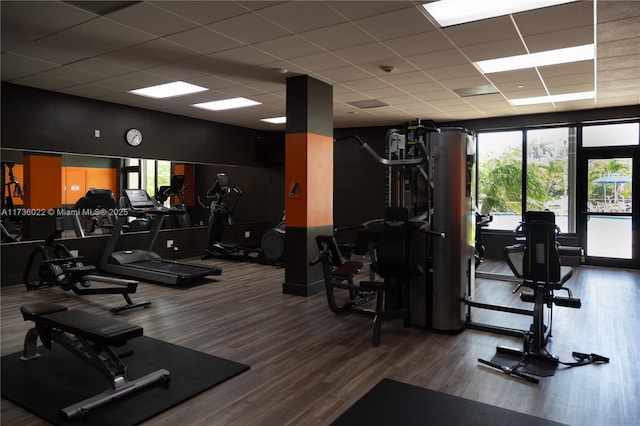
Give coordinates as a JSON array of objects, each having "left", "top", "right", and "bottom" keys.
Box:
[{"left": 593, "top": 173, "right": 632, "bottom": 203}]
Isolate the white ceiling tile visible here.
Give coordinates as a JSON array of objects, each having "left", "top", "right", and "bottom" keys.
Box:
[
  {"left": 523, "top": 26, "right": 593, "bottom": 53},
  {"left": 426, "top": 63, "right": 482, "bottom": 80},
  {"left": 258, "top": 2, "right": 346, "bottom": 32},
  {"left": 253, "top": 35, "right": 325, "bottom": 60},
  {"left": 165, "top": 27, "right": 243, "bottom": 54},
  {"left": 0, "top": 52, "right": 60, "bottom": 76},
  {"left": 74, "top": 17, "right": 156, "bottom": 49},
  {"left": 459, "top": 39, "right": 527, "bottom": 62},
  {"left": 207, "top": 46, "right": 280, "bottom": 67},
  {"left": 317, "top": 66, "right": 374, "bottom": 83},
  {"left": 99, "top": 39, "right": 198, "bottom": 71},
  {"left": 381, "top": 70, "right": 433, "bottom": 86},
  {"left": 539, "top": 61, "right": 594, "bottom": 78},
  {"left": 598, "top": 53, "right": 640, "bottom": 70},
  {"left": 151, "top": 1, "right": 249, "bottom": 25},
  {"left": 333, "top": 42, "right": 401, "bottom": 65},
  {"left": 442, "top": 16, "right": 519, "bottom": 47},
  {"left": 484, "top": 69, "right": 541, "bottom": 85},
  {"left": 1, "top": 1, "right": 95, "bottom": 32},
  {"left": 598, "top": 37, "right": 640, "bottom": 59},
  {"left": 207, "top": 12, "right": 291, "bottom": 44},
  {"left": 383, "top": 31, "right": 454, "bottom": 57},
  {"left": 354, "top": 6, "right": 436, "bottom": 41},
  {"left": 598, "top": 16, "right": 640, "bottom": 44},
  {"left": 106, "top": 2, "right": 198, "bottom": 37},
  {"left": 341, "top": 77, "right": 390, "bottom": 91},
  {"left": 514, "top": 1, "right": 593, "bottom": 36},
  {"left": 0, "top": 0, "right": 635, "bottom": 129},
  {"left": 11, "top": 73, "right": 77, "bottom": 90},
  {"left": 325, "top": 1, "right": 412, "bottom": 21},
  {"left": 58, "top": 83, "right": 120, "bottom": 99},
  {"left": 288, "top": 53, "right": 352, "bottom": 72},
  {"left": 405, "top": 49, "right": 470, "bottom": 71},
  {"left": 439, "top": 75, "right": 493, "bottom": 90},
  {"left": 299, "top": 22, "right": 377, "bottom": 51},
  {"left": 597, "top": 1, "right": 640, "bottom": 22}
]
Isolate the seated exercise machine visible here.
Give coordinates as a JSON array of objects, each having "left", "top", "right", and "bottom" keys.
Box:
[
  {"left": 154, "top": 174, "right": 192, "bottom": 228},
  {"left": 23, "top": 230, "right": 150, "bottom": 314},
  {"left": 311, "top": 235, "right": 374, "bottom": 315},
  {"left": 313, "top": 208, "right": 422, "bottom": 346},
  {"left": 202, "top": 173, "right": 285, "bottom": 265},
  {"left": 100, "top": 189, "right": 222, "bottom": 286},
  {"left": 476, "top": 211, "right": 607, "bottom": 382},
  {"left": 359, "top": 207, "right": 423, "bottom": 346},
  {"left": 20, "top": 303, "right": 170, "bottom": 420}
]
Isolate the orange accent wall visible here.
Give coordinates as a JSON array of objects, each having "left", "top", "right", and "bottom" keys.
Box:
[
  {"left": 62, "top": 166, "right": 117, "bottom": 205},
  {"left": 23, "top": 155, "right": 63, "bottom": 209},
  {"left": 285, "top": 132, "right": 333, "bottom": 228}
]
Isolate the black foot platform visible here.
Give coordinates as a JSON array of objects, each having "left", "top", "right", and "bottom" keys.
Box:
[{"left": 20, "top": 303, "right": 169, "bottom": 420}]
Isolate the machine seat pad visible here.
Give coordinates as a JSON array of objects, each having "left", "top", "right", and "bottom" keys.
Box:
[
  {"left": 38, "top": 309, "right": 143, "bottom": 347},
  {"left": 332, "top": 260, "right": 363, "bottom": 279},
  {"left": 21, "top": 303, "right": 68, "bottom": 321}
]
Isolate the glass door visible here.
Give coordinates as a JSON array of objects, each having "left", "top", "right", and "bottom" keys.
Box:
[
  {"left": 579, "top": 122, "right": 639, "bottom": 268},
  {"left": 585, "top": 157, "right": 633, "bottom": 259}
]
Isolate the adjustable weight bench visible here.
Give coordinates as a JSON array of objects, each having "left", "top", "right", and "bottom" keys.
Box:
[{"left": 20, "top": 303, "right": 170, "bottom": 420}]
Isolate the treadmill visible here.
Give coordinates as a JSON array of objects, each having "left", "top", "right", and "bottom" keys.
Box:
[{"left": 99, "top": 189, "right": 222, "bottom": 285}]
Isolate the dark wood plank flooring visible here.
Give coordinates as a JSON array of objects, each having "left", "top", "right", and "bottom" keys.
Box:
[{"left": 2, "top": 258, "right": 639, "bottom": 425}]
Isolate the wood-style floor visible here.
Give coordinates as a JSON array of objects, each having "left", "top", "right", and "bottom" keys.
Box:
[{"left": 1, "top": 258, "right": 639, "bottom": 425}]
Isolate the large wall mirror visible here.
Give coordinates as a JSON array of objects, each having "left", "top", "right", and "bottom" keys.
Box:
[{"left": 1, "top": 148, "right": 284, "bottom": 245}]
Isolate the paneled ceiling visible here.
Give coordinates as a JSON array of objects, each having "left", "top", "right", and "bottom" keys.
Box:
[{"left": 1, "top": 1, "right": 638, "bottom": 130}]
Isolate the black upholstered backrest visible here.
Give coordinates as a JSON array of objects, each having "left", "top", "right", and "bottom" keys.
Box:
[
  {"left": 374, "top": 207, "right": 410, "bottom": 279},
  {"left": 315, "top": 234, "right": 345, "bottom": 268},
  {"left": 523, "top": 210, "right": 561, "bottom": 283}
]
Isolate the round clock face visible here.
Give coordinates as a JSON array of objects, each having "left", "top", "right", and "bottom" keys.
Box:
[{"left": 126, "top": 128, "right": 143, "bottom": 146}]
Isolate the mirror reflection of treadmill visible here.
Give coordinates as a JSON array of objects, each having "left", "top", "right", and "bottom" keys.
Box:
[{"left": 99, "top": 189, "right": 222, "bottom": 285}]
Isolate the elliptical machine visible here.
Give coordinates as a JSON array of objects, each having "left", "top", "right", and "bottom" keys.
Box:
[
  {"left": 201, "top": 173, "right": 285, "bottom": 265},
  {"left": 202, "top": 173, "right": 242, "bottom": 258}
]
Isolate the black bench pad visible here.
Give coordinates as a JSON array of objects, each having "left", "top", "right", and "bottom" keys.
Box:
[
  {"left": 37, "top": 309, "right": 143, "bottom": 347},
  {"left": 21, "top": 303, "right": 68, "bottom": 321}
]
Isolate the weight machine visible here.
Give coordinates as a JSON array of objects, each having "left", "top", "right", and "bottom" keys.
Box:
[{"left": 328, "top": 121, "right": 475, "bottom": 334}]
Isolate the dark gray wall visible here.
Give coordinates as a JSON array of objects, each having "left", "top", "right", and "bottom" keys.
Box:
[
  {"left": 1, "top": 82, "right": 261, "bottom": 165},
  {"left": 0, "top": 83, "right": 285, "bottom": 285}
]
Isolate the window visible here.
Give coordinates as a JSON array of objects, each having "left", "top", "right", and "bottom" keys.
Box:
[
  {"left": 123, "top": 158, "right": 171, "bottom": 200},
  {"left": 477, "top": 126, "right": 576, "bottom": 232},
  {"left": 526, "top": 127, "right": 575, "bottom": 232},
  {"left": 477, "top": 131, "right": 523, "bottom": 231},
  {"left": 583, "top": 122, "right": 639, "bottom": 147}
]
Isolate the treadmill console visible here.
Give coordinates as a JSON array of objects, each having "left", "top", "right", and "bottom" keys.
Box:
[{"left": 124, "top": 189, "right": 159, "bottom": 211}]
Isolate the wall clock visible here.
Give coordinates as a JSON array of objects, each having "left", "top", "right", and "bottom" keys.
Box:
[{"left": 125, "top": 128, "right": 143, "bottom": 146}]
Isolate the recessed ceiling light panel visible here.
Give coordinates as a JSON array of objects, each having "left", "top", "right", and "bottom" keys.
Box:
[
  {"left": 193, "top": 97, "right": 261, "bottom": 111},
  {"left": 422, "top": 0, "right": 578, "bottom": 27},
  {"left": 129, "top": 81, "right": 208, "bottom": 99},
  {"left": 261, "top": 116, "right": 286, "bottom": 124},
  {"left": 510, "top": 91, "right": 595, "bottom": 106},
  {"left": 475, "top": 44, "right": 594, "bottom": 74}
]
